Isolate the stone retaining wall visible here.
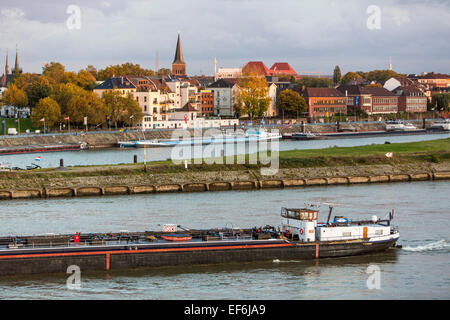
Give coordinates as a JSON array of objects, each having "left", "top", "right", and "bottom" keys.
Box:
[{"left": 1, "top": 171, "right": 448, "bottom": 201}]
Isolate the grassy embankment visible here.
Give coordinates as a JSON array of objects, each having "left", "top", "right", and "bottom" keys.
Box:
[
  {"left": 0, "top": 118, "right": 36, "bottom": 134},
  {"left": 3, "top": 138, "right": 449, "bottom": 181}
]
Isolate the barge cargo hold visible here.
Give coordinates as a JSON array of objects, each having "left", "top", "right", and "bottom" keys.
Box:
[{"left": 0, "top": 207, "right": 399, "bottom": 276}]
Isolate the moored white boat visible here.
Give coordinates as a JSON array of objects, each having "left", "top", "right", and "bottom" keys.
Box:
[{"left": 429, "top": 119, "right": 450, "bottom": 131}]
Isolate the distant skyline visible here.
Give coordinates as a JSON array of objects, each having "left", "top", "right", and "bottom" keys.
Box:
[{"left": 0, "top": 0, "right": 449, "bottom": 76}]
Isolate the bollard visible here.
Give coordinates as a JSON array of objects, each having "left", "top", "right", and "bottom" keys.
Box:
[
  {"left": 134, "top": 155, "right": 138, "bottom": 163},
  {"left": 60, "top": 159, "right": 64, "bottom": 167}
]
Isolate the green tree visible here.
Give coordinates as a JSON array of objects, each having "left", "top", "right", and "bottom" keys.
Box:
[
  {"left": 276, "top": 89, "right": 307, "bottom": 118},
  {"left": 102, "top": 91, "right": 143, "bottom": 128},
  {"left": 1, "top": 84, "right": 28, "bottom": 108},
  {"left": 333, "top": 66, "right": 342, "bottom": 85},
  {"left": 295, "top": 77, "right": 332, "bottom": 88},
  {"left": 31, "top": 97, "right": 61, "bottom": 128},
  {"left": 365, "top": 69, "right": 401, "bottom": 83},
  {"left": 24, "top": 76, "right": 52, "bottom": 108},
  {"left": 340, "top": 72, "right": 363, "bottom": 85},
  {"left": 234, "top": 74, "right": 271, "bottom": 119},
  {"left": 430, "top": 93, "right": 450, "bottom": 111}
]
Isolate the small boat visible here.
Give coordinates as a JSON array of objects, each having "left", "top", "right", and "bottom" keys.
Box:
[
  {"left": 117, "top": 141, "right": 138, "bottom": 148},
  {"left": 385, "top": 120, "right": 417, "bottom": 132},
  {"left": 429, "top": 119, "right": 450, "bottom": 131},
  {"left": 161, "top": 234, "right": 193, "bottom": 241},
  {"left": 291, "top": 132, "right": 319, "bottom": 140}
]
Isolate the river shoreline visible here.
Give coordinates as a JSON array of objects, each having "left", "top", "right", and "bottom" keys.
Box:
[
  {"left": 1, "top": 162, "right": 449, "bottom": 201},
  {"left": 1, "top": 138, "right": 449, "bottom": 201}
]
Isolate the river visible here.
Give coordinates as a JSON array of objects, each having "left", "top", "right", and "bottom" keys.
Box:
[
  {"left": 0, "top": 180, "right": 448, "bottom": 299},
  {"left": 1, "top": 132, "right": 449, "bottom": 169}
]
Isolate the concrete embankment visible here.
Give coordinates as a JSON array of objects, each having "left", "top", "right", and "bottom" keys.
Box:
[{"left": 0, "top": 162, "right": 449, "bottom": 201}]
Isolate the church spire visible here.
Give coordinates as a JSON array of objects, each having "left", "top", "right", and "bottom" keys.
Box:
[
  {"left": 14, "top": 45, "right": 19, "bottom": 72},
  {"left": 172, "top": 33, "right": 186, "bottom": 76},
  {"left": 5, "top": 49, "right": 9, "bottom": 75},
  {"left": 173, "top": 33, "right": 185, "bottom": 64}
]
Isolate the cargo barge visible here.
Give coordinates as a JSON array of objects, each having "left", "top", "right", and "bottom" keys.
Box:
[
  {"left": 0, "top": 143, "right": 87, "bottom": 155},
  {"left": 0, "top": 206, "right": 399, "bottom": 276}
]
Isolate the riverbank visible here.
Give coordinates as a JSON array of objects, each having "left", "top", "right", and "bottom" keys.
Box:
[
  {"left": 0, "top": 138, "right": 449, "bottom": 200},
  {"left": 0, "top": 121, "right": 425, "bottom": 148}
]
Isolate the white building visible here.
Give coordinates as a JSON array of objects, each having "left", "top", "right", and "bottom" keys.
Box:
[{"left": 215, "top": 67, "right": 242, "bottom": 81}]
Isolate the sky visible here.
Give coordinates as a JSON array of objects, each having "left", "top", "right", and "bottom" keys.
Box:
[{"left": 0, "top": 0, "right": 449, "bottom": 76}]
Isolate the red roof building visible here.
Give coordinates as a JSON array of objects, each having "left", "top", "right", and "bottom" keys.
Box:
[
  {"left": 242, "top": 61, "right": 271, "bottom": 76},
  {"left": 269, "top": 63, "right": 297, "bottom": 76},
  {"left": 300, "top": 88, "right": 347, "bottom": 117}
]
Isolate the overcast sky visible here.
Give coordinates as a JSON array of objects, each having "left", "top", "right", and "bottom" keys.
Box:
[{"left": 0, "top": 0, "right": 449, "bottom": 76}]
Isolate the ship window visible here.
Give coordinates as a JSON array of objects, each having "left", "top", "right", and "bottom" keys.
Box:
[
  {"left": 343, "top": 232, "right": 352, "bottom": 237},
  {"left": 375, "top": 230, "right": 383, "bottom": 235}
]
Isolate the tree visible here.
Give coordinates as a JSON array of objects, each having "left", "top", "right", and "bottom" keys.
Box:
[
  {"left": 102, "top": 91, "right": 143, "bottom": 128},
  {"left": 24, "top": 76, "right": 52, "bottom": 108},
  {"left": 156, "top": 68, "right": 171, "bottom": 77},
  {"left": 276, "top": 89, "right": 307, "bottom": 118},
  {"left": 76, "top": 70, "right": 97, "bottom": 90},
  {"left": 50, "top": 83, "right": 85, "bottom": 116},
  {"left": 234, "top": 74, "right": 271, "bottom": 119},
  {"left": 295, "top": 76, "right": 332, "bottom": 88},
  {"left": 67, "top": 91, "right": 106, "bottom": 125},
  {"left": 340, "top": 72, "right": 363, "bottom": 85},
  {"left": 1, "top": 84, "right": 28, "bottom": 109},
  {"left": 430, "top": 93, "right": 450, "bottom": 111},
  {"left": 365, "top": 69, "right": 401, "bottom": 83},
  {"left": 97, "top": 63, "right": 155, "bottom": 80},
  {"left": 42, "top": 62, "right": 66, "bottom": 84},
  {"left": 333, "top": 66, "right": 342, "bottom": 85},
  {"left": 85, "top": 65, "right": 98, "bottom": 80},
  {"left": 31, "top": 97, "right": 61, "bottom": 127}
]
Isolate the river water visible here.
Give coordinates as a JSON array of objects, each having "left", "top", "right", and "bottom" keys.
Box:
[
  {"left": 0, "top": 180, "right": 448, "bottom": 299},
  {"left": 1, "top": 132, "right": 449, "bottom": 169}
]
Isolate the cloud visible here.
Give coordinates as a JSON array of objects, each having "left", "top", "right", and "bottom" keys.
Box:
[{"left": 0, "top": 0, "right": 448, "bottom": 76}]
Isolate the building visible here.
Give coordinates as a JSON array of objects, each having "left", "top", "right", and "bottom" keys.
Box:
[
  {"left": 1, "top": 48, "right": 29, "bottom": 118},
  {"left": 300, "top": 88, "right": 347, "bottom": 117},
  {"left": 191, "top": 75, "right": 215, "bottom": 88},
  {"left": 172, "top": 33, "right": 186, "bottom": 77},
  {"left": 364, "top": 87, "right": 398, "bottom": 114},
  {"left": 1, "top": 48, "right": 21, "bottom": 88},
  {"left": 392, "top": 85, "right": 427, "bottom": 113},
  {"left": 337, "top": 85, "right": 373, "bottom": 115},
  {"left": 337, "top": 85, "right": 399, "bottom": 114},
  {"left": 414, "top": 72, "right": 450, "bottom": 89},
  {"left": 208, "top": 78, "right": 240, "bottom": 117},
  {"left": 242, "top": 61, "right": 271, "bottom": 76},
  {"left": 266, "top": 83, "right": 278, "bottom": 117},
  {"left": 269, "top": 63, "right": 297, "bottom": 77},
  {"left": 215, "top": 67, "right": 242, "bottom": 81},
  {"left": 200, "top": 90, "right": 214, "bottom": 116},
  {"left": 383, "top": 77, "right": 415, "bottom": 91}
]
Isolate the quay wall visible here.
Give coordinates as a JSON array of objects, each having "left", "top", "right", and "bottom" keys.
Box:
[{"left": 0, "top": 165, "right": 449, "bottom": 201}]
